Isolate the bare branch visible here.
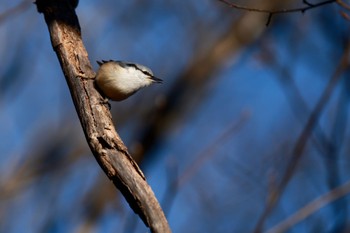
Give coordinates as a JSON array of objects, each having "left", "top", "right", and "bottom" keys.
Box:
[
  {"left": 303, "top": 0, "right": 316, "bottom": 7},
  {"left": 218, "top": 0, "right": 336, "bottom": 13},
  {"left": 218, "top": 0, "right": 337, "bottom": 25},
  {"left": 34, "top": 0, "right": 170, "bottom": 232}
]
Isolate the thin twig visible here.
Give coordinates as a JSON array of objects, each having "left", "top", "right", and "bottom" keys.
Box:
[
  {"left": 218, "top": 0, "right": 336, "bottom": 14},
  {"left": 218, "top": 0, "right": 337, "bottom": 25}
]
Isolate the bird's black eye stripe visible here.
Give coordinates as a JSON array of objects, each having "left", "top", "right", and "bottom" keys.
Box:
[
  {"left": 141, "top": 70, "right": 153, "bottom": 77},
  {"left": 101, "top": 60, "right": 155, "bottom": 77},
  {"left": 126, "top": 63, "right": 153, "bottom": 77}
]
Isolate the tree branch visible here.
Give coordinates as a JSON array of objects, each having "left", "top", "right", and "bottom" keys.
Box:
[
  {"left": 35, "top": 0, "right": 170, "bottom": 232},
  {"left": 218, "top": 0, "right": 336, "bottom": 13},
  {"left": 218, "top": 0, "right": 337, "bottom": 25}
]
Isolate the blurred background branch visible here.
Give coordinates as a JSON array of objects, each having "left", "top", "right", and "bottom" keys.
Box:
[
  {"left": 254, "top": 40, "right": 350, "bottom": 233},
  {"left": 218, "top": 0, "right": 337, "bottom": 25},
  {"left": 267, "top": 179, "right": 350, "bottom": 233}
]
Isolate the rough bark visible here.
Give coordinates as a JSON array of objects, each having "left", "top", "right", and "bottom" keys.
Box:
[{"left": 35, "top": 1, "right": 171, "bottom": 232}]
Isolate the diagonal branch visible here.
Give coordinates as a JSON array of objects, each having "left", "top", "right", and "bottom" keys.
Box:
[{"left": 35, "top": 0, "right": 170, "bottom": 232}]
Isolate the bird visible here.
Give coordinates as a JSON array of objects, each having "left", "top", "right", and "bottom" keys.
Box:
[{"left": 95, "top": 60, "right": 162, "bottom": 101}]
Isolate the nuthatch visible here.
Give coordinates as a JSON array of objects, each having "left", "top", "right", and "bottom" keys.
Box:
[{"left": 95, "top": 60, "right": 162, "bottom": 101}]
